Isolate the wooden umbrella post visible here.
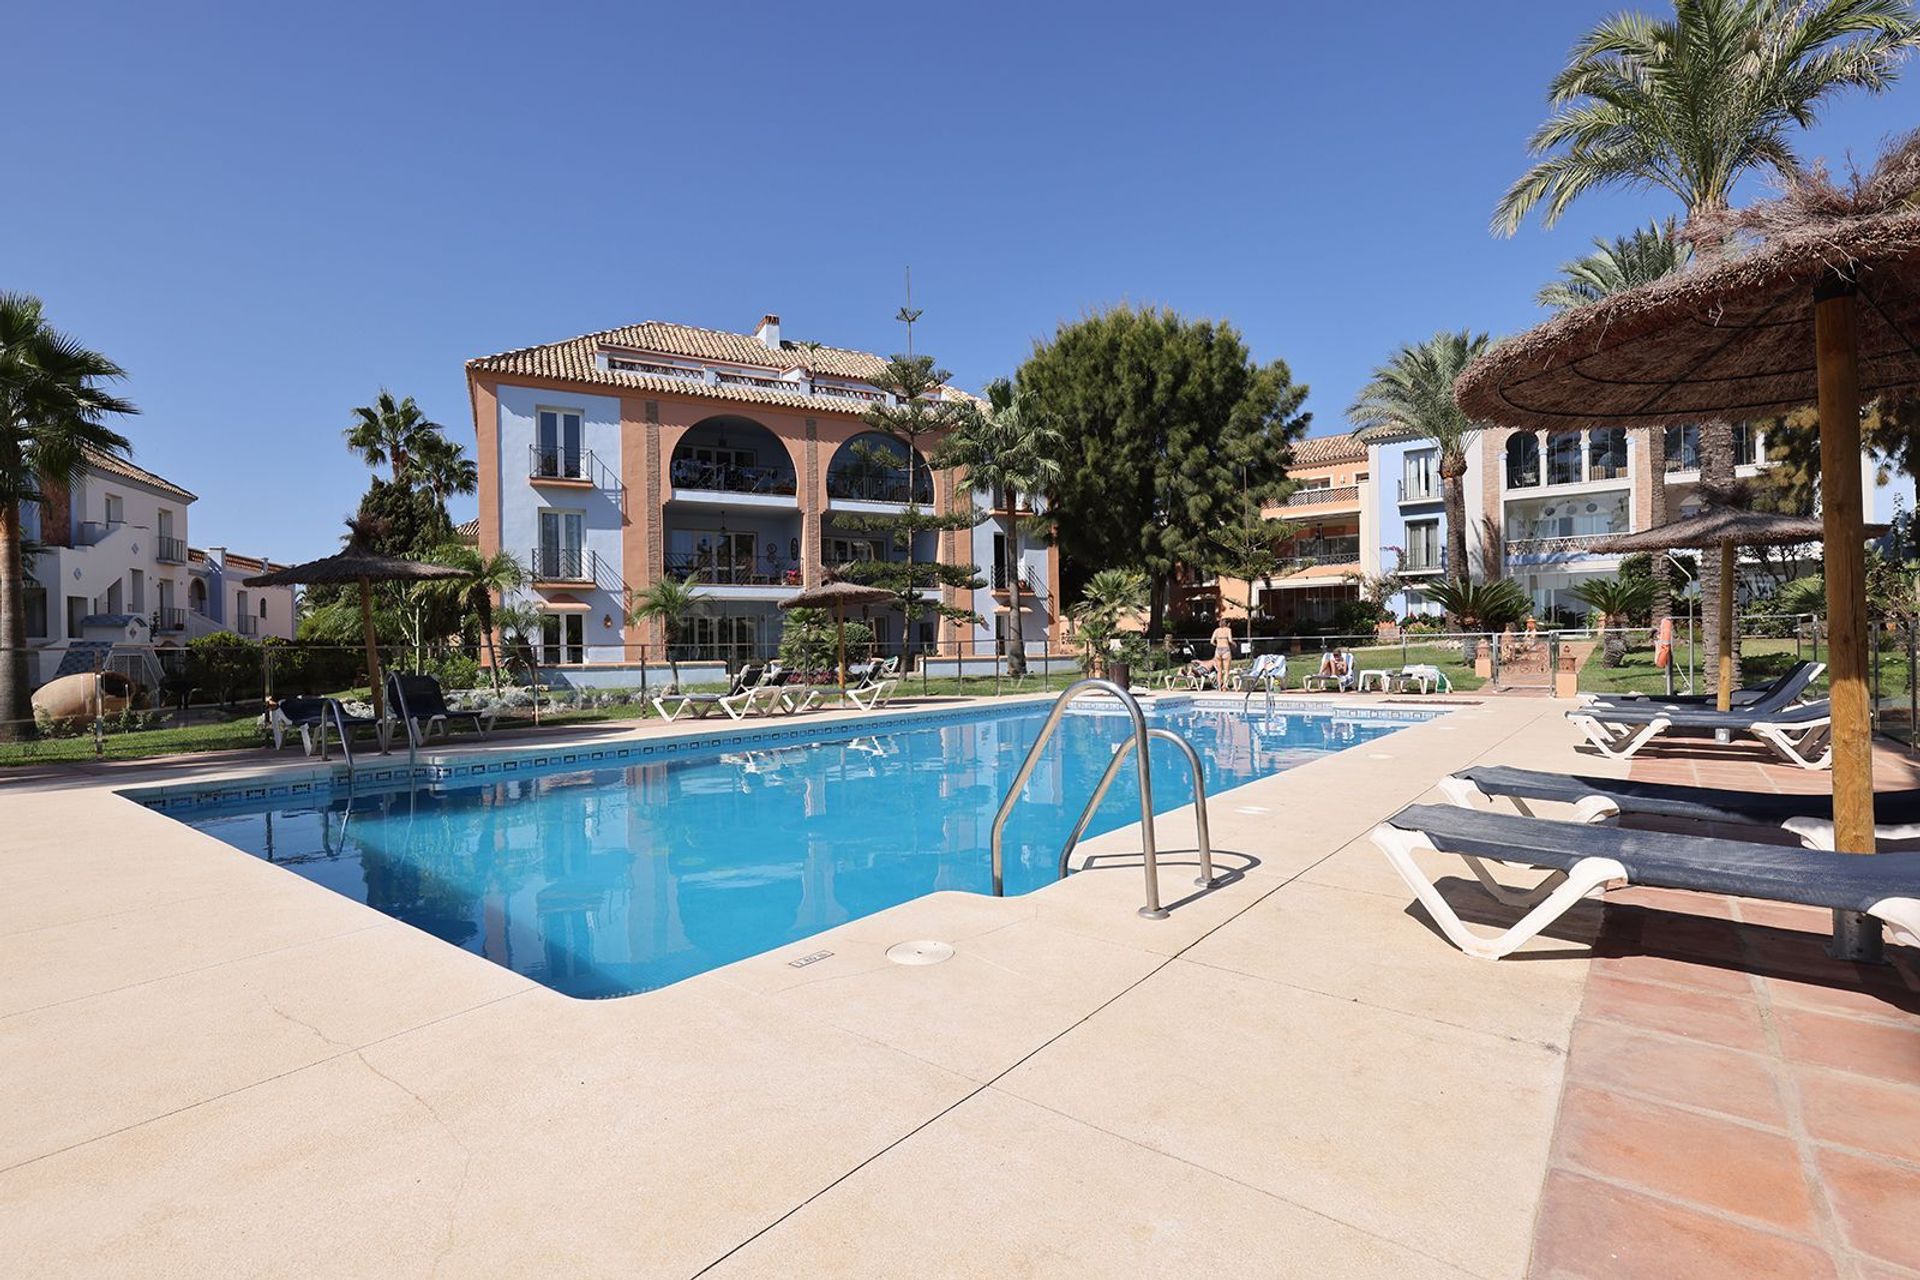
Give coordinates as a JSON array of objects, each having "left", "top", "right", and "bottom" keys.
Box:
[
  {"left": 836, "top": 601, "right": 848, "bottom": 705},
  {"left": 359, "top": 577, "right": 386, "bottom": 727},
  {"left": 1716, "top": 541, "right": 1736, "bottom": 712},
  {"left": 1815, "top": 273, "right": 1881, "bottom": 961}
]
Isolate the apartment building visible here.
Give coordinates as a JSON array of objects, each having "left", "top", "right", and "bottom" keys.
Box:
[
  {"left": 21, "top": 448, "right": 297, "bottom": 685},
  {"left": 1363, "top": 424, "right": 1898, "bottom": 621},
  {"left": 465, "top": 314, "right": 1061, "bottom": 672}
]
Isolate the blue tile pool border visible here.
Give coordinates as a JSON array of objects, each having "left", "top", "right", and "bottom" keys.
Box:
[{"left": 120, "top": 697, "right": 1446, "bottom": 816}]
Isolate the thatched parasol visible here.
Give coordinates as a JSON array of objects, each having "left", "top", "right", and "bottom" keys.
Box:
[
  {"left": 777, "top": 577, "right": 896, "bottom": 702},
  {"left": 1594, "top": 502, "right": 1886, "bottom": 711},
  {"left": 1456, "top": 138, "right": 1920, "bottom": 959},
  {"left": 244, "top": 524, "right": 463, "bottom": 727}
]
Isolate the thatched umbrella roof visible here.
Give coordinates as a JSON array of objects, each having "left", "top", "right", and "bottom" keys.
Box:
[
  {"left": 778, "top": 575, "right": 897, "bottom": 701},
  {"left": 242, "top": 548, "right": 464, "bottom": 588},
  {"left": 1455, "top": 136, "right": 1920, "bottom": 960},
  {"left": 1595, "top": 508, "right": 1884, "bottom": 553},
  {"left": 244, "top": 523, "right": 465, "bottom": 727},
  {"left": 1455, "top": 207, "right": 1920, "bottom": 430}
]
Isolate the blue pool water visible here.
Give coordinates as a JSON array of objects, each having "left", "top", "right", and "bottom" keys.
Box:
[{"left": 175, "top": 701, "right": 1431, "bottom": 998}]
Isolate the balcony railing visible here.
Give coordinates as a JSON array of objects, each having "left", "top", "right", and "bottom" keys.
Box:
[
  {"left": 662, "top": 552, "right": 802, "bottom": 587},
  {"left": 236, "top": 614, "right": 259, "bottom": 637},
  {"left": 991, "top": 564, "right": 1046, "bottom": 597},
  {"left": 1506, "top": 533, "right": 1619, "bottom": 557},
  {"left": 826, "top": 471, "right": 934, "bottom": 504},
  {"left": 155, "top": 535, "right": 186, "bottom": 563},
  {"left": 1282, "top": 484, "right": 1360, "bottom": 508},
  {"left": 530, "top": 547, "right": 597, "bottom": 583},
  {"left": 1399, "top": 552, "right": 1446, "bottom": 575},
  {"left": 669, "top": 457, "right": 798, "bottom": 497},
  {"left": 152, "top": 607, "right": 186, "bottom": 632},
  {"left": 529, "top": 444, "right": 593, "bottom": 482},
  {"left": 1397, "top": 478, "right": 1438, "bottom": 502}
]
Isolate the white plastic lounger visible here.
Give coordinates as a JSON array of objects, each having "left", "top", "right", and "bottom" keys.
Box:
[
  {"left": 1567, "top": 699, "right": 1832, "bottom": 768},
  {"left": 1575, "top": 660, "right": 1823, "bottom": 711},
  {"left": 846, "top": 677, "right": 899, "bottom": 710},
  {"left": 1371, "top": 803, "right": 1920, "bottom": 960},
  {"left": 1439, "top": 764, "right": 1920, "bottom": 852},
  {"left": 653, "top": 665, "right": 763, "bottom": 722}
]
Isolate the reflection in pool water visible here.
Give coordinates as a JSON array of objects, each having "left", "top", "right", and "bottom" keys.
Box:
[{"left": 182, "top": 703, "right": 1430, "bottom": 998}]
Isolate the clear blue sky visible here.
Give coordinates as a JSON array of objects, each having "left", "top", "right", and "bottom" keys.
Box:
[{"left": 7, "top": 0, "right": 1917, "bottom": 560}]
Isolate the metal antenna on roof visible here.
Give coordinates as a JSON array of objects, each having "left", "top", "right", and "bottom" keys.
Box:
[{"left": 894, "top": 266, "right": 923, "bottom": 357}]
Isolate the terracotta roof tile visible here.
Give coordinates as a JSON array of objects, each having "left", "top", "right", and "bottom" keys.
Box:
[
  {"left": 1289, "top": 432, "right": 1367, "bottom": 467},
  {"left": 467, "top": 320, "right": 981, "bottom": 413},
  {"left": 82, "top": 446, "right": 195, "bottom": 502}
]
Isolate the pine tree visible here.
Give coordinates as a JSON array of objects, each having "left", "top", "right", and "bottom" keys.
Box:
[
  {"left": 1015, "top": 305, "right": 1309, "bottom": 633},
  {"left": 835, "top": 354, "right": 983, "bottom": 667}
]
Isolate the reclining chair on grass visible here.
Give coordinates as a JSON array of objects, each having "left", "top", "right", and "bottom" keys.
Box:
[
  {"left": 1233, "top": 653, "right": 1287, "bottom": 693},
  {"left": 387, "top": 673, "right": 498, "bottom": 748},
  {"left": 1370, "top": 803, "right": 1920, "bottom": 960},
  {"left": 1440, "top": 764, "right": 1920, "bottom": 852},
  {"left": 1576, "top": 659, "right": 1823, "bottom": 711},
  {"left": 269, "top": 695, "right": 385, "bottom": 759},
  {"left": 651, "top": 664, "right": 763, "bottom": 723},
  {"left": 1566, "top": 697, "right": 1833, "bottom": 769}
]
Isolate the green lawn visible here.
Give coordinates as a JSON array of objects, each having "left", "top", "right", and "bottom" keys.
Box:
[{"left": 1575, "top": 634, "right": 1919, "bottom": 702}]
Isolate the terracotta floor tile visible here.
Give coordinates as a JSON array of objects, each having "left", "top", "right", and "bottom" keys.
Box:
[
  {"left": 1606, "top": 887, "right": 1736, "bottom": 921},
  {"left": 1817, "top": 1149, "right": 1920, "bottom": 1271},
  {"left": 1528, "top": 1170, "right": 1835, "bottom": 1280},
  {"left": 1568, "top": 1019, "right": 1785, "bottom": 1128},
  {"left": 1734, "top": 900, "right": 1833, "bottom": 935},
  {"left": 1593, "top": 947, "right": 1757, "bottom": 995},
  {"left": 1796, "top": 1068, "right": 1920, "bottom": 1163},
  {"left": 1583, "top": 974, "right": 1770, "bottom": 1052},
  {"left": 1775, "top": 1006, "right": 1920, "bottom": 1085},
  {"left": 1555, "top": 1086, "right": 1815, "bottom": 1232}
]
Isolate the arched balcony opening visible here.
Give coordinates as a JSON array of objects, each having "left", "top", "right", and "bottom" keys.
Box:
[
  {"left": 670, "top": 416, "right": 797, "bottom": 496},
  {"left": 826, "top": 432, "right": 932, "bottom": 504},
  {"left": 1506, "top": 432, "right": 1541, "bottom": 489}
]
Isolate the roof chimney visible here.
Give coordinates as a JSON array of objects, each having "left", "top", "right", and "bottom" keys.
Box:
[{"left": 755, "top": 314, "right": 781, "bottom": 349}]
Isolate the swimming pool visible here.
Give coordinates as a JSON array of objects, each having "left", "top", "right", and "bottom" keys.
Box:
[{"left": 166, "top": 699, "right": 1434, "bottom": 998}]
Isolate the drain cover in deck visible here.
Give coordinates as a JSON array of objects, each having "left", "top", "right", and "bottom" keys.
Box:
[{"left": 886, "top": 940, "right": 955, "bottom": 966}]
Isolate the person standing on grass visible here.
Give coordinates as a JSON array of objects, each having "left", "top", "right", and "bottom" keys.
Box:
[{"left": 1210, "top": 620, "right": 1235, "bottom": 689}]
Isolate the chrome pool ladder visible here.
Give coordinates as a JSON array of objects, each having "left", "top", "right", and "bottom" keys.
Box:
[{"left": 989, "top": 678, "right": 1214, "bottom": 919}]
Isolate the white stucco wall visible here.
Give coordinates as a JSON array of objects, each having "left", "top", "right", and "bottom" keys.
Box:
[{"left": 494, "top": 384, "right": 626, "bottom": 663}]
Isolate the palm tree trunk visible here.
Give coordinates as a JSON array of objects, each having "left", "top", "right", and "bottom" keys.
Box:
[
  {"left": 1005, "top": 506, "right": 1027, "bottom": 677},
  {"left": 1646, "top": 428, "right": 1672, "bottom": 625},
  {"left": 1441, "top": 450, "right": 1470, "bottom": 583},
  {"left": 479, "top": 603, "right": 505, "bottom": 698},
  {"left": 0, "top": 495, "right": 33, "bottom": 742},
  {"left": 1697, "top": 422, "right": 1739, "bottom": 687}
]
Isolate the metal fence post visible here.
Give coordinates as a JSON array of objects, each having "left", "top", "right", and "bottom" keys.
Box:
[{"left": 92, "top": 656, "right": 106, "bottom": 758}]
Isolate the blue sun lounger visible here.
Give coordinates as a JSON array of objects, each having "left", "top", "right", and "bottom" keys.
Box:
[
  {"left": 1440, "top": 764, "right": 1920, "bottom": 851},
  {"left": 1371, "top": 802, "right": 1920, "bottom": 960}
]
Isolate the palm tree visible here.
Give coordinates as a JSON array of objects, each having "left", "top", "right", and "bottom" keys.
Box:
[
  {"left": 1496, "top": 0, "right": 1920, "bottom": 675},
  {"left": 940, "top": 378, "right": 1063, "bottom": 676},
  {"left": 1537, "top": 219, "right": 1693, "bottom": 623},
  {"left": 1570, "top": 577, "right": 1655, "bottom": 666},
  {"left": 1070, "top": 568, "right": 1148, "bottom": 676},
  {"left": 409, "top": 431, "right": 478, "bottom": 506},
  {"left": 0, "top": 294, "right": 137, "bottom": 740},
  {"left": 628, "top": 575, "right": 710, "bottom": 694},
  {"left": 346, "top": 390, "right": 442, "bottom": 485},
  {"left": 427, "top": 545, "right": 526, "bottom": 696},
  {"left": 1422, "top": 577, "right": 1533, "bottom": 632},
  {"left": 1536, "top": 220, "right": 1693, "bottom": 311},
  {"left": 1349, "top": 331, "right": 1491, "bottom": 586}
]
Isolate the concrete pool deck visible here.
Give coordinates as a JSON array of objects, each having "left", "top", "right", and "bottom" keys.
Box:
[{"left": 0, "top": 695, "right": 1907, "bottom": 1276}]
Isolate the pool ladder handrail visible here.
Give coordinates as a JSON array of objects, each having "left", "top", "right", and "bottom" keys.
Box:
[{"left": 989, "top": 678, "right": 1214, "bottom": 920}]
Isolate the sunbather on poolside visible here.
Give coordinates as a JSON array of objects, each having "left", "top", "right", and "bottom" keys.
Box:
[{"left": 1210, "top": 622, "right": 1234, "bottom": 690}]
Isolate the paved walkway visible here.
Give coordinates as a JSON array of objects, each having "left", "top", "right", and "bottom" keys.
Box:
[{"left": 1523, "top": 730, "right": 1920, "bottom": 1279}]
